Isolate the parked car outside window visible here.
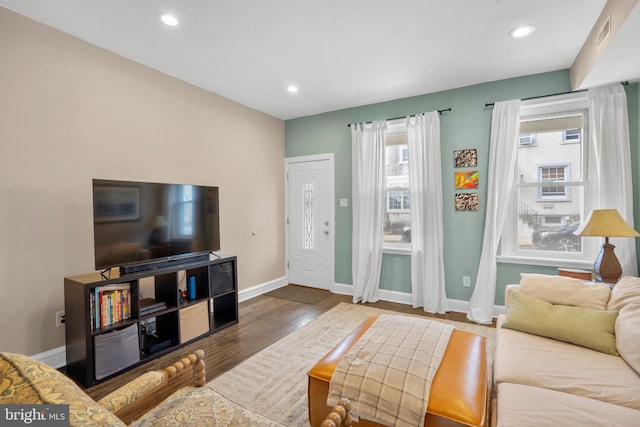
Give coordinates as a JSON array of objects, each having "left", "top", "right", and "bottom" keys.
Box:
[{"left": 531, "top": 222, "right": 582, "bottom": 252}]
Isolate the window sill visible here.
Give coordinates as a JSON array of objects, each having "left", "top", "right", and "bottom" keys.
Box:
[
  {"left": 383, "top": 244, "right": 411, "bottom": 255},
  {"left": 536, "top": 198, "right": 571, "bottom": 203},
  {"left": 496, "top": 254, "right": 593, "bottom": 270}
]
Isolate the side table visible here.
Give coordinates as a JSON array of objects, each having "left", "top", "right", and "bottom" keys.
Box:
[{"left": 557, "top": 268, "right": 593, "bottom": 281}]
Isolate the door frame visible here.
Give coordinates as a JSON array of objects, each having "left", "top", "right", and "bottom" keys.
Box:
[{"left": 285, "top": 153, "right": 335, "bottom": 291}]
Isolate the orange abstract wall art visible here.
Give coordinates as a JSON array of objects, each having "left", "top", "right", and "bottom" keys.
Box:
[{"left": 455, "top": 170, "right": 479, "bottom": 189}]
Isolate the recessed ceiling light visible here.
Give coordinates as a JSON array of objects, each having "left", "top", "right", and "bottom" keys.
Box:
[
  {"left": 509, "top": 25, "right": 535, "bottom": 38},
  {"left": 287, "top": 85, "right": 299, "bottom": 93},
  {"left": 160, "top": 13, "right": 179, "bottom": 27}
]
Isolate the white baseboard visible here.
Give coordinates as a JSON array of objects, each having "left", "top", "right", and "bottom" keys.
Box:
[
  {"left": 238, "top": 276, "right": 288, "bottom": 302},
  {"left": 32, "top": 346, "right": 66, "bottom": 369},
  {"left": 333, "top": 282, "right": 504, "bottom": 318},
  {"left": 331, "top": 282, "right": 356, "bottom": 296}
]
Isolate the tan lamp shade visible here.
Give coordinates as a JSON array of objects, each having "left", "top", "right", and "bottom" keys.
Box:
[
  {"left": 574, "top": 209, "right": 640, "bottom": 238},
  {"left": 147, "top": 215, "right": 168, "bottom": 228},
  {"left": 574, "top": 209, "right": 639, "bottom": 283}
]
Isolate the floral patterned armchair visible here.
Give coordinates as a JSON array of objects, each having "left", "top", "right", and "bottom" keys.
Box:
[{"left": 0, "top": 350, "right": 284, "bottom": 426}]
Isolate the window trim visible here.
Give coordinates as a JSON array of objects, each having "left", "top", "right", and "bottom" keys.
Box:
[
  {"left": 383, "top": 243, "right": 411, "bottom": 255},
  {"left": 499, "top": 92, "right": 598, "bottom": 265}
]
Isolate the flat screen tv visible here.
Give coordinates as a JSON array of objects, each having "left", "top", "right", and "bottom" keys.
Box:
[{"left": 92, "top": 179, "right": 220, "bottom": 272}]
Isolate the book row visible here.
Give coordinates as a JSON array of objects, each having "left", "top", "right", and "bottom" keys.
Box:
[{"left": 90, "top": 284, "right": 132, "bottom": 330}]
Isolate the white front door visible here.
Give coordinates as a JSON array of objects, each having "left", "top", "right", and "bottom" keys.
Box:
[{"left": 286, "top": 155, "right": 335, "bottom": 290}]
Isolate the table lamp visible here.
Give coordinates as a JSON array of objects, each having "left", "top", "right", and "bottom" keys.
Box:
[{"left": 574, "top": 209, "right": 640, "bottom": 283}]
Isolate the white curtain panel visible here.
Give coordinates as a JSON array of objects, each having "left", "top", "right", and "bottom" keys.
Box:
[
  {"left": 407, "top": 112, "right": 448, "bottom": 313},
  {"left": 468, "top": 100, "right": 521, "bottom": 324},
  {"left": 351, "top": 121, "right": 386, "bottom": 303},
  {"left": 588, "top": 84, "right": 638, "bottom": 276}
]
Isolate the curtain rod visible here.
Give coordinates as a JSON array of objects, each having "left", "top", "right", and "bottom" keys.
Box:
[
  {"left": 347, "top": 108, "right": 451, "bottom": 127},
  {"left": 484, "top": 89, "right": 586, "bottom": 108},
  {"left": 484, "top": 81, "right": 629, "bottom": 108}
]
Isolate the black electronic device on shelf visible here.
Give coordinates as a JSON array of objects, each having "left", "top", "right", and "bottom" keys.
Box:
[
  {"left": 139, "top": 298, "right": 167, "bottom": 316},
  {"left": 141, "top": 335, "right": 172, "bottom": 356}
]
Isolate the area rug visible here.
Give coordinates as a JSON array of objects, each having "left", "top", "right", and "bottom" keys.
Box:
[
  {"left": 206, "top": 302, "right": 495, "bottom": 426},
  {"left": 263, "top": 284, "right": 332, "bottom": 305}
]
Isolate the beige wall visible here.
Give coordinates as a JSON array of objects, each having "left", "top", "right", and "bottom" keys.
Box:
[
  {"left": 570, "top": 0, "right": 639, "bottom": 88},
  {"left": 0, "top": 8, "right": 285, "bottom": 356}
]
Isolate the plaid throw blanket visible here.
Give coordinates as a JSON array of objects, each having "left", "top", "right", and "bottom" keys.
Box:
[{"left": 327, "top": 315, "right": 454, "bottom": 427}]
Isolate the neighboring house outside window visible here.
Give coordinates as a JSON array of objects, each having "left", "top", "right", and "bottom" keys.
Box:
[
  {"left": 539, "top": 164, "right": 570, "bottom": 200},
  {"left": 499, "top": 93, "right": 597, "bottom": 266},
  {"left": 519, "top": 133, "right": 537, "bottom": 146},
  {"left": 387, "top": 190, "right": 410, "bottom": 211},
  {"left": 384, "top": 124, "right": 410, "bottom": 248},
  {"left": 563, "top": 128, "right": 581, "bottom": 142}
]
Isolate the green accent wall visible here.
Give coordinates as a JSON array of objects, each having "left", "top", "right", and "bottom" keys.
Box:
[
  {"left": 285, "top": 72, "right": 640, "bottom": 306},
  {"left": 380, "top": 254, "right": 412, "bottom": 293}
]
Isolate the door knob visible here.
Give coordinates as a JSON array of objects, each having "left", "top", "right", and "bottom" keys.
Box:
[{"left": 324, "top": 230, "right": 329, "bottom": 235}]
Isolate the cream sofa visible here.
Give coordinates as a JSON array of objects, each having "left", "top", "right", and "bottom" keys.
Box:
[{"left": 493, "top": 274, "right": 640, "bottom": 426}]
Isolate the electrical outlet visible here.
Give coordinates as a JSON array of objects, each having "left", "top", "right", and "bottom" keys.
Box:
[
  {"left": 55, "top": 311, "right": 65, "bottom": 328},
  {"left": 463, "top": 276, "right": 471, "bottom": 288}
]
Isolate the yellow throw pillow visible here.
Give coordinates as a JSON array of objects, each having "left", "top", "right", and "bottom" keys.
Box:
[{"left": 502, "top": 290, "right": 619, "bottom": 355}]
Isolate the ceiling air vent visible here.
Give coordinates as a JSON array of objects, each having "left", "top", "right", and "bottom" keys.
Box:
[{"left": 597, "top": 15, "right": 611, "bottom": 46}]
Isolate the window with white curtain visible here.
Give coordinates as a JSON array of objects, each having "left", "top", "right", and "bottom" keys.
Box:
[
  {"left": 499, "top": 93, "right": 597, "bottom": 266},
  {"left": 383, "top": 122, "right": 411, "bottom": 248}
]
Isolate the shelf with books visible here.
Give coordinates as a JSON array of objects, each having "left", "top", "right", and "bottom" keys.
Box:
[
  {"left": 64, "top": 254, "right": 238, "bottom": 388},
  {"left": 90, "top": 284, "right": 133, "bottom": 331}
]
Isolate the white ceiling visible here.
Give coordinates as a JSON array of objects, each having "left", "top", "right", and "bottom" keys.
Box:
[{"left": 2, "top": 0, "right": 638, "bottom": 120}]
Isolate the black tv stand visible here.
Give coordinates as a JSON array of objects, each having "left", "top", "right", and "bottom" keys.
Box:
[
  {"left": 64, "top": 254, "right": 238, "bottom": 388},
  {"left": 119, "top": 253, "right": 210, "bottom": 275}
]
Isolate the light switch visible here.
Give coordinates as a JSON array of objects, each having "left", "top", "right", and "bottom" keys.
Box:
[{"left": 339, "top": 198, "right": 349, "bottom": 208}]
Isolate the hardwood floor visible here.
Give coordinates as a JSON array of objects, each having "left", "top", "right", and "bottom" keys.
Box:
[{"left": 85, "top": 288, "right": 494, "bottom": 403}]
